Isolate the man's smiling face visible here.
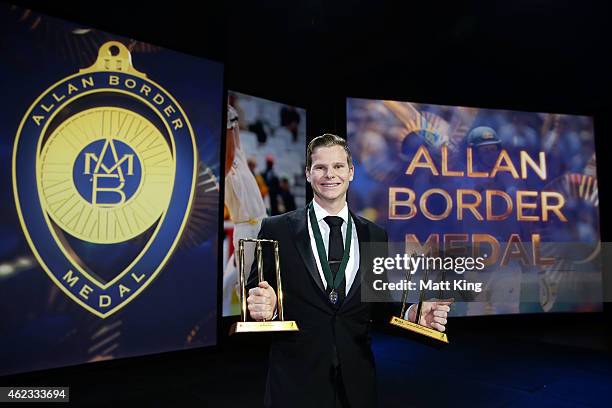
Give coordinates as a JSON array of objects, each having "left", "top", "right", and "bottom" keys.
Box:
[{"left": 306, "top": 145, "right": 354, "bottom": 205}]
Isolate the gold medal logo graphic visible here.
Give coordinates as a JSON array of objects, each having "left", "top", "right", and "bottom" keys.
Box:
[
  {"left": 13, "top": 41, "right": 198, "bottom": 317},
  {"left": 39, "top": 107, "right": 174, "bottom": 243}
]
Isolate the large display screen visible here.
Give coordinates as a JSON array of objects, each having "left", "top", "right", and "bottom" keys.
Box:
[
  {"left": 347, "top": 97, "right": 601, "bottom": 316},
  {"left": 223, "top": 92, "right": 306, "bottom": 316},
  {"left": 0, "top": 5, "right": 223, "bottom": 376}
]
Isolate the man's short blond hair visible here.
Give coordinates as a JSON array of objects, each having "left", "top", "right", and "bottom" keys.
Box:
[{"left": 306, "top": 133, "right": 353, "bottom": 170}]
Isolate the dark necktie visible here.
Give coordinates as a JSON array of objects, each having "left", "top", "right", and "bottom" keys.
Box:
[{"left": 324, "top": 216, "right": 346, "bottom": 302}]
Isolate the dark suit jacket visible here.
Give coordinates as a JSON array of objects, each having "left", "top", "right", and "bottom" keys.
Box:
[{"left": 246, "top": 206, "right": 393, "bottom": 408}]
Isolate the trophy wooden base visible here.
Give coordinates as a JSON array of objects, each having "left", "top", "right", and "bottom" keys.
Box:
[
  {"left": 389, "top": 316, "right": 448, "bottom": 344},
  {"left": 229, "top": 320, "right": 299, "bottom": 335}
]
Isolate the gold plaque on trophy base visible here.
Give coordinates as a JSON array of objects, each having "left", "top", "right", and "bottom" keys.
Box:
[
  {"left": 229, "top": 320, "right": 299, "bottom": 335},
  {"left": 389, "top": 316, "right": 448, "bottom": 344}
]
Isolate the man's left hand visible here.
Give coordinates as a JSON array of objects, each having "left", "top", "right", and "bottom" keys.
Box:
[{"left": 408, "top": 298, "right": 454, "bottom": 332}]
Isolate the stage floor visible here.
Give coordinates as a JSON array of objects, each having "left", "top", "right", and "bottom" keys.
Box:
[{"left": 2, "top": 328, "right": 611, "bottom": 407}]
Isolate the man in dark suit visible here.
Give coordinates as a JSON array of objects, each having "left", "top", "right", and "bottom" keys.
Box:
[{"left": 247, "top": 134, "right": 451, "bottom": 408}]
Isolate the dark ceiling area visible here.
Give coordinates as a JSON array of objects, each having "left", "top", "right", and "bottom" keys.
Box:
[
  {"left": 7, "top": 0, "right": 612, "bottom": 236},
  {"left": 9, "top": 1, "right": 611, "bottom": 110}
]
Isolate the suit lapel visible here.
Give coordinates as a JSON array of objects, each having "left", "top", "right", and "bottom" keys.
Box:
[
  {"left": 289, "top": 207, "right": 326, "bottom": 294},
  {"left": 344, "top": 210, "right": 370, "bottom": 305}
]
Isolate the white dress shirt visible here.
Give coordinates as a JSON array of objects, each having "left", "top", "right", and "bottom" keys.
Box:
[
  {"left": 307, "top": 200, "right": 415, "bottom": 320},
  {"left": 270, "top": 201, "right": 414, "bottom": 322},
  {"left": 307, "top": 200, "right": 360, "bottom": 294}
]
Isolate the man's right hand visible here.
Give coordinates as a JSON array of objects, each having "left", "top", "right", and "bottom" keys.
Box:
[{"left": 247, "top": 281, "right": 277, "bottom": 321}]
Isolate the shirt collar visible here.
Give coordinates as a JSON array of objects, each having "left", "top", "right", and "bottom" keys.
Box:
[{"left": 312, "top": 199, "right": 349, "bottom": 224}]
